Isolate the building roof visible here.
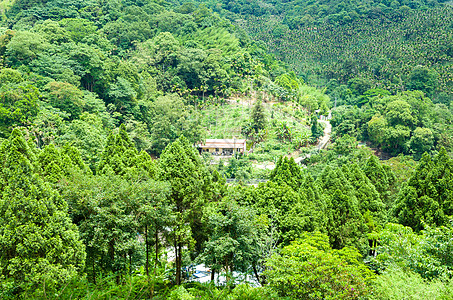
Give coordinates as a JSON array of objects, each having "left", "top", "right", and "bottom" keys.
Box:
[{"left": 198, "top": 139, "right": 246, "bottom": 149}]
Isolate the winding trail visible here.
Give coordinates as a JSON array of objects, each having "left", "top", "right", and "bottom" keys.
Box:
[
  {"left": 294, "top": 118, "right": 331, "bottom": 164},
  {"left": 316, "top": 119, "right": 332, "bottom": 150}
]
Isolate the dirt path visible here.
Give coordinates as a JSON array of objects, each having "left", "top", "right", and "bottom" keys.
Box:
[
  {"left": 293, "top": 118, "right": 331, "bottom": 164},
  {"left": 316, "top": 119, "right": 332, "bottom": 150}
]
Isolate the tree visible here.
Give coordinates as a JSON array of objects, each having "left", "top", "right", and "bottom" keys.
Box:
[
  {"left": 363, "top": 155, "right": 390, "bottom": 198},
  {"left": 316, "top": 167, "right": 368, "bottom": 251},
  {"left": 0, "top": 84, "right": 40, "bottom": 137},
  {"left": 406, "top": 65, "right": 439, "bottom": 96},
  {"left": 409, "top": 127, "right": 434, "bottom": 159},
  {"left": 342, "top": 164, "right": 386, "bottom": 225},
  {"left": 158, "top": 137, "right": 209, "bottom": 285},
  {"left": 332, "top": 134, "right": 358, "bottom": 156},
  {"left": 385, "top": 100, "right": 417, "bottom": 128},
  {"left": 45, "top": 81, "right": 85, "bottom": 120},
  {"left": 255, "top": 181, "right": 313, "bottom": 245},
  {"left": 200, "top": 199, "right": 257, "bottom": 281},
  {"left": 61, "top": 172, "right": 141, "bottom": 284},
  {"left": 251, "top": 100, "right": 266, "bottom": 133},
  {"left": 373, "top": 222, "right": 453, "bottom": 280},
  {"left": 146, "top": 94, "right": 202, "bottom": 155},
  {"left": 135, "top": 179, "right": 172, "bottom": 278},
  {"left": 97, "top": 124, "right": 138, "bottom": 176},
  {"left": 57, "top": 112, "right": 109, "bottom": 170},
  {"left": 310, "top": 114, "right": 323, "bottom": 142},
  {"left": 0, "top": 129, "right": 85, "bottom": 291},
  {"left": 265, "top": 232, "right": 374, "bottom": 299},
  {"left": 58, "top": 18, "right": 97, "bottom": 43},
  {"left": 300, "top": 174, "right": 328, "bottom": 233},
  {"left": 269, "top": 156, "right": 303, "bottom": 191},
  {"left": 394, "top": 149, "right": 453, "bottom": 231},
  {"left": 5, "top": 31, "right": 50, "bottom": 67}
]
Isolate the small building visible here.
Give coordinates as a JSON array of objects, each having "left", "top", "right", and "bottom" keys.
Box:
[{"left": 198, "top": 139, "right": 247, "bottom": 155}]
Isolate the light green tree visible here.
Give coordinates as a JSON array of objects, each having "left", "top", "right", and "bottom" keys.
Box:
[
  {"left": 0, "top": 129, "right": 85, "bottom": 292},
  {"left": 159, "top": 137, "right": 209, "bottom": 285},
  {"left": 200, "top": 199, "right": 257, "bottom": 281},
  {"left": 265, "top": 232, "right": 374, "bottom": 299}
]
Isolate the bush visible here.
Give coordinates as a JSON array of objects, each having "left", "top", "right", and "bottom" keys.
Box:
[
  {"left": 265, "top": 232, "right": 374, "bottom": 299},
  {"left": 168, "top": 286, "right": 195, "bottom": 300},
  {"left": 369, "top": 267, "right": 453, "bottom": 300}
]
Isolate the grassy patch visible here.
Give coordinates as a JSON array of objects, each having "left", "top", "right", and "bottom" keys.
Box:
[{"left": 200, "top": 100, "right": 312, "bottom": 165}]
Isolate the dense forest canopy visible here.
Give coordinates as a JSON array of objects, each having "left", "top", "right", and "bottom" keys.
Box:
[
  {"left": 193, "top": 0, "right": 453, "bottom": 102},
  {"left": 0, "top": 0, "right": 453, "bottom": 299}
]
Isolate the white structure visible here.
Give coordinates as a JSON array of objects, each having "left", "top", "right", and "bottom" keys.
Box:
[{"left": 198, "top": 139, "right": 247, "bottom": 155}]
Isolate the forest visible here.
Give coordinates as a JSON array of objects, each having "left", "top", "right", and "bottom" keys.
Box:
[{"left": 0, "top": 0, "right": 453, "bottom": 299}]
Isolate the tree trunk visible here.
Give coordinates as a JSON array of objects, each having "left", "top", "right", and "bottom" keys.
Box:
[
  {"left": 211, "top": 268, "right": 215, "bottom": 282},
  {"left": 145, "top": 226, "right": 149, "bottom": 277},
  {"left": 253, "top": 264, "right": 265, "bottom": 285},
  {"left": 155, "top": 229, "right": 159, "bottom": 274},
  {"left": 176, "top": 242, "right": 182, "bottom": 285},
  {"left": 175, "top": 241, "right": 180, "bottom": 285}
]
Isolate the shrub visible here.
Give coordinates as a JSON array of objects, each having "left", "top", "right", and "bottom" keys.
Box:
[{"left": 265, "top": 232, "right": 374, "bottom": 299}]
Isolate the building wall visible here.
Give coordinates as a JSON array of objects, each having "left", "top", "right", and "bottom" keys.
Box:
[{"left": 201, "top": 147, "right": 245, "bottom": 154}]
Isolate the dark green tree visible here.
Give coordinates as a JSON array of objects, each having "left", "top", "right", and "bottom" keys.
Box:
[
  {"left": 316, "top": 166, "right": 367, "bottom": 250},
  {"left": 251, "top": 99, "right": 266, "bottom": 133},
  {"left": 0, "top": 84, "right": 40, "bottom": 137},
  {"left": 406, "top": 65, "right": 439, "bottom": 96},
  {"left": 394, "top": 149, "right": 453, "bottom": 231},
  {"left": 61, "top": 172, "right": 140, "bottom": 284},
  {"left": 310, "top": 113, "right": 323, "bottom": 142},
  {"left": 363, "top": 155, "right": 390, "bottom": 198},
  {"left": 265, "top": 232, "right": 374, "bottom": 299},
  {"left": 200, "top": 198, "right": 257, "bottom": 281},
  {"left": 255, "top": 181, "right": 313, "bottom": 245}
]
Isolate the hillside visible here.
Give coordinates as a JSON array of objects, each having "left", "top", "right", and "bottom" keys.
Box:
[
  {"left": 1, "top": 0, "right": 453, "bottom": 299},
  {"left": 196, "top": 0, "right": 453, "bottom": 103}
]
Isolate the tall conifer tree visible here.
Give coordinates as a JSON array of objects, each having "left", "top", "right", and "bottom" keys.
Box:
[
  {"left": 159, "top": 136, "right": 208, "bottom": 285},
  {"left": 0, "top": 129, "right": 85, "bottom": 290},
  {"left": 395, "top": 149, "right": 453, "bottom": 231}
]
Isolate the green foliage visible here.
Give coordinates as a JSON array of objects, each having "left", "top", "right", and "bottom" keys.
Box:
[
  {"left": 370, "top": 267, "right": 453, "bottom": 300},
  {"left": 145, "top": 94, "right": 202, "bottom": 155},
  {"left": 159, "top": 136, "right": 211, "bottom": 284},
  {"left": 269, "top": 156, "right": 303, "bottom": 190},
  {"left": 407, "top": 65, "right": 440, "bottom": 96},
  {"left": 251, "top": 100, "right": 266, "bottom": 133},
  {"left": 254, "top": 181, "right": 315, "bottom": 245},
  {"left": 394, "top": 149, "right": 453, "bottom": 231},
  {"left": 235, "top": 5, "right": 453, "bottom": 101},
  {"left": 1, "top": 0, "right": 452, "bottom": 296},
  {"left": 342, "top": 163, "right": 386, "bottom": 226},
  {"left": 409, "top": 127, "right": 434, "bottom": 159},
  {"left": 333, "top": 90, "right": 452, "bottom": 156},
  {"left": 201, "top": 198, "right": 257, "bottom": 275},
  {"left": 45, "top": 81, "right": 84, "bottom": 120},
  {"left": 5, "top": 31, "right": 50, "bottom": 66},
  {"left": 0, "top": 129, "right": 86, "bottom": 291},
  {"left": 310, "top": 114, "right": 323, "bottom": 142},
  {"left": 0, "top": 84, "right": 39, "bottom": 137},
  {"left": 316, "top": 166, "right": 368, "bottom": 251},
  {"left": 265, "top": 232, "right": 374, "bottom": 299},
  {"left": 373, "top": 222, "right": 453, "bottom": 280},
  {"left": 97, "top": 123, "right": 137, "bottom": 175}
]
